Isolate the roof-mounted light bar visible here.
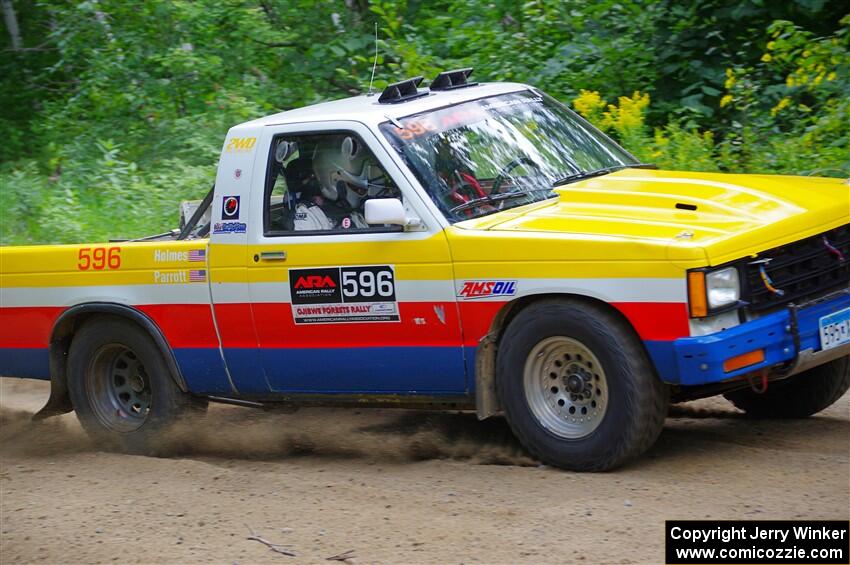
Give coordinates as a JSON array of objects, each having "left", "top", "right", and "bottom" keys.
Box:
[
  {"left": 430, "top": 68, "right": 477, "bottom": 91},
  {"left": 377, "top": 76, "right": 427, "bottom": 104}
]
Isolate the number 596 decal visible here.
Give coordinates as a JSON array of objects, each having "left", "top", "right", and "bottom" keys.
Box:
[
  {"left": 341, "top": 267, "right": 395, "bottom": 301},
  {"left": 289, "top": 265, "right": 399, "bottom": 324},
  {"left": 77, "top": 247, "right": 121, "bottom": 270}
]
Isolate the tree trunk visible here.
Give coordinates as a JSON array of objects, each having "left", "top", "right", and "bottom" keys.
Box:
[{"left": 1, "top": 0, "right": 22, "bottom": 50}]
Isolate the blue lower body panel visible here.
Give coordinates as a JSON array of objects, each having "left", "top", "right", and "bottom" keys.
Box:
[
  {"left": 646, "top": 292, "right": 850, "bottom": 385},
  {"left": 173, "top": 346, "right": 469, "bottom": 396},
  {"left": 172, "top": 348, "right": 233, "bottom": 395},
  {"left": 0, "top": 348, "right": 50, "bottom": 380},
  {"left": 1, "top": 345, "right": 469, "bottom": 398},
  {"left": 256, "top": 346, "right": 467, "bottom": 395}
]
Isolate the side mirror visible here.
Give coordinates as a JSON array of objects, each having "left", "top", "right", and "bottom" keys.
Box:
[{"left": 365, "top": 198, "right": 407, "bottom": 226}]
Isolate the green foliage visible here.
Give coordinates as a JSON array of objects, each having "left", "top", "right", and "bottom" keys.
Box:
[{"left": 0, "top": 0, "right": 847, "bottom": 245}]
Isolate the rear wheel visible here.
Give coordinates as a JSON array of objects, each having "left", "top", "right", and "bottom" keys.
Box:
[
  {"left": 724, "top": 357, "right": 850, "bottom": 418},
  {"left": 67, "top": 316, "right": 202, "bottom": 453},
  {"left": 496, "top": 299, "right": 668, "bottom": 471}
]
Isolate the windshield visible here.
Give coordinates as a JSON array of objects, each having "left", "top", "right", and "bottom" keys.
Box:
[{"left": 380, "top": 90, "right": 640, "bottom": 222}]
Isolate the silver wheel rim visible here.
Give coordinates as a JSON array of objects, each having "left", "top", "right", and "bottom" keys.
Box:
[
  {"left": 86, "top": 344, "right": 151, "bottom": 433},
  {"left": 523, "top": 336, "right": 609, "bottom": 439}
]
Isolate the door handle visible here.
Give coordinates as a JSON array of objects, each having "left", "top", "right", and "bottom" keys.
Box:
[{"left": 257, "top": 251, "right": 287, "bottom": 262}]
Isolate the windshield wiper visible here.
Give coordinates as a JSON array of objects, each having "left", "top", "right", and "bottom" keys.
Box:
[
  {"left": 448, "top": 188, "right": 552, "bottom": 215},
  {"left": 552, "top": 163, "right": 656, "bottom": 187}
]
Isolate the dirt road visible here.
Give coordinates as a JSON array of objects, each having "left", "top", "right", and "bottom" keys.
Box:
[{"left": 1, "top": 378, "right": 848, "bottom": 564}]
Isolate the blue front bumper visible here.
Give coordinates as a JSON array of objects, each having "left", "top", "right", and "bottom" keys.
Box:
[{"left": 646, "top": 291, "right": 850, "bottom": 386}]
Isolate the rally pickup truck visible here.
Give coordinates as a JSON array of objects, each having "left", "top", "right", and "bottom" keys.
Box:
[{"left": 2, "top": 69, "right": 849, "bottom": 471}]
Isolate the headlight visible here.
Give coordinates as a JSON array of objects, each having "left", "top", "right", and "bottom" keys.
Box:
[
  {"left": 687, "top": 266, "right": 741, "bottom": 317},
  {"left": 706, "top": 267, "right": 740, "bottom": 309}
]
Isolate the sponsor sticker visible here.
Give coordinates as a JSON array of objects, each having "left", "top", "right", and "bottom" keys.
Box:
[
  {"left": 222, "top": 195, "right": 240, "bottom": 219},
  {"left": 212, "top": 221, "right": 247, "bottom": 234},
  {"left": 289, "top": 265, "right": 399, "bottom": 324},
  {"left": 457, "top": 280, "right": 517, "bottom": 299}
]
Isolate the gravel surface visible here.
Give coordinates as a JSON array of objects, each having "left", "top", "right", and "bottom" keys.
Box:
[{"left": 1, "top": 378, "right": 848, "bottom": 564}]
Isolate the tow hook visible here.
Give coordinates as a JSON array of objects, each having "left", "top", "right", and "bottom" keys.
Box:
[{"left": 746, "top": 369, "right": 770, "bottom": 394}]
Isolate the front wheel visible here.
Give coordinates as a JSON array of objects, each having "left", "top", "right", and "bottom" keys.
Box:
[
  {"left": 496, "top": 299, "right": 668, "bottom": 471},
  {"left": 67, "top": 316, "right": 203, "bottom": 454}
]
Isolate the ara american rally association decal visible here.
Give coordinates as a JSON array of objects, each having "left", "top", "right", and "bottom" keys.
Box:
[{"left": 289, "top": 265, "right": 400, "bottom": 324}]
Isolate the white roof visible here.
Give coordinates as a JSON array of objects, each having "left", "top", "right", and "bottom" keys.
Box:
[{"left": 238, "top": 81, "right": 532, "bottom": 129}]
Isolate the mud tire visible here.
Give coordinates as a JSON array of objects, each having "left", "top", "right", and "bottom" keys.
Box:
[
  {"left": 496, "top": 299, "right": 668, "bottom": 471},
  {"left": 67, "top": 316, "right": 201, "bottom": 454}
]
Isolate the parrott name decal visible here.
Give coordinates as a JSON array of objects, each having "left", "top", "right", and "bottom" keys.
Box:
[{"left": 153, "top": 269, "right": 206, "bottom": 284}]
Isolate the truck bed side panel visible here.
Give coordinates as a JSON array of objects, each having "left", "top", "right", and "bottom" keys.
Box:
[{"left": 0, "top": 242, "right": 232, "bottom": 393}]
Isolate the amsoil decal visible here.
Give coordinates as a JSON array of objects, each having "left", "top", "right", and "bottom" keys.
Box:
[
  {"left": 457, "top": 280, "right": 517, "bottom": 299},
  {"left": 222, "top": 195, "right": 240, "bottom": 219},
  {"left": 289, "top": 266, "right": 399, "bottom": 324}
]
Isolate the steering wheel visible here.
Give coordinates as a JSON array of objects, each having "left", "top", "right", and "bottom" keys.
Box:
[{"left": 491, "top": 157, "right": 543, "bottom": 195}]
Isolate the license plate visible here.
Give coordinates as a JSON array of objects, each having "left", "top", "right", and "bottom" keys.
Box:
[{"left": 819, "top": 307, "right": 850, "bottom": 351}]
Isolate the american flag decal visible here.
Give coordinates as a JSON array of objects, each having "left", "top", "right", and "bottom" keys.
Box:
[
  {"left": 188, "top": 249, "right": 206, "bottom": 262},
  {"left": 189, "top": 269, "right": 207, "bottom": 283}
]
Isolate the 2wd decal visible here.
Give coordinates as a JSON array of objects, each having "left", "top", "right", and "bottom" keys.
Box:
[
  {"left": 289, "top": 265, "right": 399, "bottom": 324},
  {"left": 457, "top": 280, "right": 517, "bottom": 299},
  {"left": 222, "top": 195, "right": 240, "bottom": 219},
  {"left": 225, "top": 137, "right": 256, "bottom": 152}
]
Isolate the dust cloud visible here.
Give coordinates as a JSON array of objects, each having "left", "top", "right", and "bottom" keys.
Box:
[
  {"left": 162, "top": 406, "right": 536, "bottom": 466},
  {"left": 0, "top": 398, "right": 536, "bottom": 466}
]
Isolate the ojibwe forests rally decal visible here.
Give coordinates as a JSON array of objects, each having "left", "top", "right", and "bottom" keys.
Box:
[{"left": 288, "top": 265, "right": 400, "bottom": 324}]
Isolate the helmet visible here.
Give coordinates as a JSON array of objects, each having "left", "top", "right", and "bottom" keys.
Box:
[{"left": 313, "top": 136, "right": 388, "bottom": 210}]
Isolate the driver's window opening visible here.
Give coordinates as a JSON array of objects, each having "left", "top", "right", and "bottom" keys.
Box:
[{"left": 265, "top": 133, "right": 401, "bottom": 234}]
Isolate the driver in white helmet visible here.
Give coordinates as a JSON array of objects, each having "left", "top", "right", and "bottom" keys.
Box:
[{"left": 312, "top": 135, "right": 395, "bottom": 229}]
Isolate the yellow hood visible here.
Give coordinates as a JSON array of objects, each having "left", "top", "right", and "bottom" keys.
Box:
[{"left": 458, "top": 168, "right": 850, "bottom": 266}]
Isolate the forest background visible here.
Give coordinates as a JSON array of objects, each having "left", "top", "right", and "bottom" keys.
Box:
[{"left": 1, "top": 0, "right": 847, "bottom": 244}]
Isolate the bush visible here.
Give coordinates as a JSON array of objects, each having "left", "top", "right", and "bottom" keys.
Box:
[{"left": 1, "top": 1, "right": 847, "bottom": 245}]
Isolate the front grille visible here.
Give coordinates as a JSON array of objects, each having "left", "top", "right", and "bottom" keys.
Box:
[{"left": 745, "top": 224, "right": 850, "bottom": 312}]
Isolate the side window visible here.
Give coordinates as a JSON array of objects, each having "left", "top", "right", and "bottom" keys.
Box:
[{"left": 264, "top": 132, "right": 401, "bottom": 235}]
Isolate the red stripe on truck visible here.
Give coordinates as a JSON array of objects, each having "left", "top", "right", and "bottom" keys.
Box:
[{"left": 0, "top": 306, "right": 65, "bottom": 348}]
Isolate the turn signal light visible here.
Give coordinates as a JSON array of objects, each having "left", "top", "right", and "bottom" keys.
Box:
[
  {"left": 723, "top": 349, "right": 765, "bottom": 373},
  {"left": 687, "top": 271, "right": 708, "bottom": 318}
]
